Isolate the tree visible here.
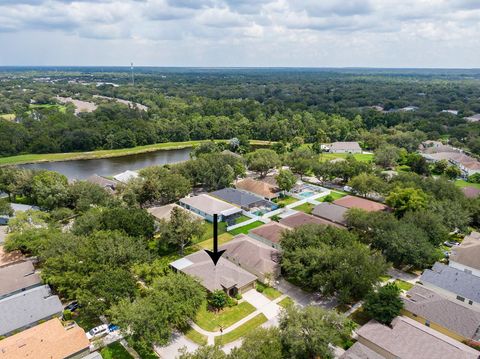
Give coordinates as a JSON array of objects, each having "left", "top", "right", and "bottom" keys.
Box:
[
  {"left": 191, "top": 141, "right": 220, "bottom": 158},
  {"left": 386, "top": 187, "right": 428, "bottom": 217},
  {"left": 279, "top": 306, "right": 355, "bottom": 359},
  {"left": 348, "top": 173, "right": 385, "bottom": 197},
  {"left": 245, "top": 149, "right": 280, "bottom": 177},
  {"left": 68, "top": 180, "right": 110, "bottom": 212},
  {"left": 468, "top": 173, "right": 480, "bottom": 184},
  {"left": 445, "top": 165, "right": 461, "bottom": 179},
  {"left": 178, "top": 346, "right": 227, "bottom": 359},
  {"left": 275, "top": 169, "right": 297, "bottom": 194},
  {"left": 286, "top": 147, "right": 317, "bottom": 178},
  {"left": 100, "top": 207, "right": 155, "bottom": 239},
  {"left": 159, "top": 207, "right": 205, "bottom": 254},
  {"left": 407, "top": 154, "right": 430, "bottom": 176},
  {"left": 229, "top": 327, "right": 282, "bottom": 359},
  {"left": 208, "top": 290, "right": 229, "bottom": 311},
  {"left": 433, "top": 159, "right": 449, "bottom": 175},
  {"left": 31, "top": 170, "right": 69, "bottom": 209},
  {"left": 374, "top": 144, "right": 400, "bottom": 169},
  {"left": 363, "top": 283, "right": 404, "bottom": 325},
  {"left": 0, "top": 198, "right": 13, "bottom": 217}
]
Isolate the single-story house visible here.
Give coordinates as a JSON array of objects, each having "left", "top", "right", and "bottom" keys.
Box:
[
  {"left": 464, "top": 114, "right": 480, "bottom": 123},
  {"left": 311, "top": 202, "right": 348, "bottom": 226},
  {"left": 210, "top": 188, "right": 276, "bottom": 211},
  {"left": 328, "top": 141, "right": 362, "bottom": 154},
  {"left": 147, "top": 203, "right": 202, "bottom": 222},
  {"left": 333, "top": 195, "right": 389, "bottom": 212},
  {"left": 442, "top": 109, "right": 459, "bottom": 115},
  {"left": 179, "top": 194, "right": 242, "bottom": 222},
  {"left": 235, "top": 178, "right": 280, "bottom": 200},
  {"left": 402, "top": 285, "right": 480, "bottom": 343},
  {"left": 340, "top": 316, "right": 479, "bottom": 359},
  {"left": 248, "top": 222, "right": 290, "bottom": 250},
  {"left": 449, "top": 232, "right": 480, "bottom": 277},
  {"left": 0, "top": 203, "right": 40, "bottom": 225},
  {"left": 113, "top": 170, "right": 139, "bottom": 183},
  {"left": 220, "top": 234, "right": 281, "bottom": 282},
  {"left": 170, "top": 250, "right": 257, "bottom": 297},
  {"left": 85, "top": 174, "right": 118, "bottom": 192},
  {"left": 422, "top": 152, "right": 480, "bottom": 177},
  {"left": 420, "top": 262, "right": 480, "bottom": 310},
  {"left": 0, "top": 261, "right": 41, "bottom": 299},
  {"left": 462, "top": 186, "right": 480, "bottom": 199},
  {"left": 0, "top": 285, "right": 63, "bottom": 336},
  {"left": 279, "top": 211, "right": 343, "bottom": 229},
  {"left": 0, "top": 318, "right": 90, "bottom": 359}
]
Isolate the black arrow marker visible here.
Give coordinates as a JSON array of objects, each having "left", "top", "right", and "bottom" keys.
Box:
[{"left": 205, "top": 214, "right": 225, "bottom": 266}]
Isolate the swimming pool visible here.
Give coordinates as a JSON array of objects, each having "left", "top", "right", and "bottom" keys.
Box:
[{"left": 298, "top": 191, "right": 315, "bottom": 198}]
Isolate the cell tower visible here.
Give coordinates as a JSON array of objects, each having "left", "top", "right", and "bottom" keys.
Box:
[{"left": 130, "top": 62, "right": 135, "bottom": 86}]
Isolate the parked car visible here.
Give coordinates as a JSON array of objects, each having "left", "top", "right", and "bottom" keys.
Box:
[
  {"left": 86, "top": 324, "right": 109, "bottom": 340},
  {"left": 64, "top": 301, "right": 79, "bottom": 312},
  {"left": 108, "top": 324, "right": 119, "bottom": 332},
  {"left": 443, "top": 241, "right": 459, "bottom": 247}
]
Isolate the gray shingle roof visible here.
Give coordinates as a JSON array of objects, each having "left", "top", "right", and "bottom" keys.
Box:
[
  {"left": 0, "top": 285, "right": 63, "bottom": 336},
  {"left": 311, "top": 202, "right": 348, "bottom": 225},
  {"left": 329, "top": 141, "right": 362, "bottom": 152},
  {"left": 420, "top": 262, "right": 480, "bottom": 303},
  {"left": 403, "top": 285, "right": 480, "bottom": 340},
  {"left": 340, "top": 342, "right": 384, "bottom": 359},
  {"left": 210, "top": 188, "right": 265, "bottom": 208},
  {"left": 449, "top": 233, "right": 480, "bottom": 271},
  {"left": 0, "top": 261, "right": 41, "bottom": 298}
]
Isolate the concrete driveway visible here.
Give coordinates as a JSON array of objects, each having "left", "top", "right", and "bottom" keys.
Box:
[
  {"left": 154, "top": 332, "right": 199, "bottom": 359},
  {"left": 275, "top": 278, "right": 337, "bottom": 309}
]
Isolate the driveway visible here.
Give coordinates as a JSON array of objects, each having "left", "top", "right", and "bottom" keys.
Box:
[
  {"left": 154, "top": 332, "right": 199, "bottom": 359},
  {"left": 275, "top": 278, "right": 337, "bottom": 309}
]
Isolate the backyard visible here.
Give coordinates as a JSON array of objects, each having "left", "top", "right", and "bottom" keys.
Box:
[
  {"left": 195, "top": 301, "right": 256, "bottom": 332},
  {"left": 455, "top": 179, "right": 480, "bottom": 189},
  {"left": 291, "top": 202, "right": 314, "bottom": 214},
  {"left": 100, "top": 342, "right": 133, "bottom": 359},
  {"left": 228, "top": 221, "right": 264, "bottom": 236},
  {"left": 319, "top": 152, "right": 374, "bottom": 163},
  {"left": 317, "top": 191, "right": 345, "bottom": 202},
  {"left": 273, "top": 195, "right": 298, "bottom": 206}
]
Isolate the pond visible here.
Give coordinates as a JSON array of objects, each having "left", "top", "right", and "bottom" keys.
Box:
[{"left": 19, "top": 147, "right": 192, "bottom": 180}]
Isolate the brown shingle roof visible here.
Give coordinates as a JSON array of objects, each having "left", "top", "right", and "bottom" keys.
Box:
[
  {"left": 311, "top": 202, "right": 348, "bottom": 225},
  {"left": 235, "top": 178, "right": 279, "bottom": 199},
  {"left": 0, "top": 318, "right": 90, "bottom": 359},
  {"left": 333, "top": 195, "right": 388, "bottom": 212},
  {"left": 249, "top": 222, "right": 290, "bottom": 244},
  {"left": 357, "top": 316, "right": 479, "bottom": 359},
  {"left": 279, "top": 212, "right": 343, "bottom": 229},
  {"left": 450, "top": 232, "right": 480, "bottom": 271},
  {"left": 0, "top": 261, "right": 41, "bottom": 298},
  {"left": 403, "top": 285, "right": 480, "bottom": 340}
]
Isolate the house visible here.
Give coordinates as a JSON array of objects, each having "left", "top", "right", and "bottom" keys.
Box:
[
  {"left": 113, "top": 170, "right": 139, "bottom": 183},
  {"left": 333, "top": 195, "right": 389, "bottom": 212},
  {"left": 420, "top": 262, "right": 480, "bottom": 309},
  {"left": 220, "top": 234, "right": 281, "bottom": 282},
  {"left": 0, "top": 261, "right": 41, "bottom": 299},
  {"left": 0, "top": 318, "right": 90, "bottom": 359},
  {"left": 147, "top": 203, "right": 202, "bottom": 222},
  {"left": 465, "top": 114, "right": 480, "bottom": 123},
  {"left": 248, "top": 222, "right": 290, "bottom": 250},
  {"left": 170, "top": 250, "right": 257, "bottom": 296},
  {"left": 341, "top": 316, "right": 479, "bottom": 359},
  {"left": 400, "top": 105, "right": 419, "bottom": 112},
  {"left": 235, "top": 178, "right": 280, "bottom": 200},
  {"left": 422, "top": 152, "right": 480, "bottom": 177},
  {"left": 311, "top": 202, "right": 348, "bottom": 226},
  {"left": 85, "top": 174, "right": 118, "bottom": 192},
  {"left": 402, "top": 285, "right": 480, "bottom": 343},
  {"left": 449, "top": 232, "right": 480, "bottom": 277},
  {"left": 462, "top": 186, "right": 480, "bottom": 199},
  {"left": 279, "top": 211, "right": 343, "bottom": 229},
  {"left": 0, "top": 203, "right": 40, "bottom": 225},
  {"left": 328, "top": 141, "right": 362, "bottom": 154},
  {"left": 179, "top": 194, "right": 242, "bottom": 222},
  {"left": 0, "top": 285, "right": 63, "bottom": 336},
  {"left": 442, "top": 109, "right": 459, "bottom": 115},
  {"left": 210, "top": 188, "right": 276, "bottom": 211}
]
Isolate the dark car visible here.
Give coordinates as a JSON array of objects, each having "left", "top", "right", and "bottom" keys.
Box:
[
  {"left": 443, "top": 241, "right": 459, "bottom": 248},
  {"left": 64, "top": 301, "right": 79, "bottom": 312}
]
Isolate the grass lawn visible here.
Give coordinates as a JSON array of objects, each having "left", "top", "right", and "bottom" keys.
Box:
[
  {"left": 319, "top": 153, "right": 374, "bottom": 163},
  {"left": 214, "top": 314, "right": 267, "bottom": 345},
  {"left": 196, "top": 232, "right": 234, "bottom": 250},
  {"left": 199, "top": 221, "right": 227, "bottom": 242},
  {"left": 100, "top": 342, "right": 133, "bottom": 359},
  {"left": 292, "top": 202, "right": 314, "bottom": 214},
  {"left": 234, "top": 215, "right": 251, "bottom": 224},
  {"left": 394, "top": 280, "right": 414, "bottom": 291},
  {"left": 184, "top": 327, "right": 208, "bottom": 345},
  {"left": 455, "top": 180, "right": 480, "bottom": 189},
  {"left": 132, "top": 343, "right": 159, "bottom": 359},
  {"left": 0, "top": 140, "right": 270, "bottom": 166},
  {"left": 0, "top": 114, "right": 15, "bottom": 121},
  {"left": 348, "top": 308, "right": 371, "bottom": 326},
  {"left": 195, "top": 301, "right": 256, "bottom": 332},
  {"left": 256, "top": 282, "right": 282, "bottom": 300},
  {"left": 228, "top": 221, "right": 264, "bottom": 236},
  {"left": 73, "top": 310, "right": 101, "bottom": 331},
  {"left": 278, "top": 296, "right": 294, "bottom": 308},
  {"left": 379, "top": 275, "right": 392, "bottom": 282},
  {"left": 273, "top": 195, "right": 298, "bottom": 206},
  {"left": 335, "top": 304, "right": 351, "bottom": 313},
  {"left": 318, "top": 191, "right": 345, "bottom": 202}
]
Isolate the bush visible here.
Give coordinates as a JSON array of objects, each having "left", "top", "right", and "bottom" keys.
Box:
[
  {"left": 256, "top": 282, "right": 266, "bottom": 293},
  {"left": 468, "top": 173, "right": 480, "bottom": 184},
  {"left": 226, "top": 296, "right": 238, "bottom": 307},
  {"left": 62, "top": 309, "right": 72, "bottom": 321},
  {"left": 323, "top": 194, "right": 334, "bottom": 202},
  {"left": 208, "top": 290, "right": 229, "bottom": 311},
  {"left": 235, "top": 293, "right": 242, "bottom": 300},
  {"left": 271, "top": 215, "right": 280, "bottom": 222}
]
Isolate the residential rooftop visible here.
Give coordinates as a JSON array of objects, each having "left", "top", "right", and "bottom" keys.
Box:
[
  {"left": 404, "top": 285, "right": 480, "bottom": 340},
  {"left": 279, "top": 211, "right": 342, "bottom": 229},
  {"left": 249, "top": 222, "right": 290, "bottom": 245},
  {"left": 113, "top": 170, "right": 139, "bottom": 183},
  {"left": 449, "top": 232, "right": 480, "bottom": 272},
  {"left": 311, "top": 202, "right": 348, "bottom": 225},
  {"left": 420, "top": 262, "right": 480, "bottom": 303},
  {"left": 339, "top": 342, "right": 384, "bottom": 359},
  {"left": 235, "top": 178, "right": 279, "bottom": 199},
  {"left": 0, "top": 318, "right": 90, "bottom": 359},
  {"left": 210, "top": 188, "right": 266, "bottom": 208},
  {"left": 85, "top": 174, "right": 118, "bottom": 191},
  {"left": 147, "top": 203, "right": 202, "bottom": 222},
  {"left": 329, "top": 141, "right": 362, "bottom": 152},
  {"left": 179, "top": 194, "right": 242, "bottom": 217},
  {"left": 0, "top": 261, "right": 41, "bottom": 298},
  {"left": 355, "top": 316, "right": 479, "bottom": 359},
  {"left": 333, "top": 195, "right": 388, "bottom": 212}
]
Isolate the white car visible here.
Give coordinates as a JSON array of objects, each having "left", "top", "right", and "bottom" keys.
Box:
[{"left": 86, "top": 324, "right": 109, "bottom": 340}]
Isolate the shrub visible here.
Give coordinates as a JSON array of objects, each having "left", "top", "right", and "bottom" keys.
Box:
[
  {"left": 323, "top": 194, "right": 334, "bottom": 202},
  {"left": 235, "top": 293, "right": 242, "bottom": 300},
  {"left": 62, "top": 309, "right": 72, "bottom": 321},
  {"left": 256, "top": 282, "right": 266, "bottom": 293},
  {"left": 208, "top": 290, "right": 229, "bottom": 311},
  {"left": 271, "top": 215, "right": 280, "bottom": 222}
]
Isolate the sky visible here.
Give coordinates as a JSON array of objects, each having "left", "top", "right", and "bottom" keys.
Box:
[{"left": 0, "top": 0, "right": 479, "bottom": 68}]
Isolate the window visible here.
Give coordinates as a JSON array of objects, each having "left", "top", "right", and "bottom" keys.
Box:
[{"left": 456, "top": 295, "right": 465, "bottom": 302}]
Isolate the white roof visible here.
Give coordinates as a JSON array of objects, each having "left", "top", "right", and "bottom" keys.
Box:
[
  {"left": 171, "top": 257, "right": 194, "bottom": 270},
  {"left": 113, "top": 170, "right": 139, "bottom": 183},
  {"left": 180, "top": 194, "right": 241, "bottom": 217}
]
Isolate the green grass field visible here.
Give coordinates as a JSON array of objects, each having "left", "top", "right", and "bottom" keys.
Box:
[
  {"left": 256, "top": 282, "right": 282, "bottom": 300},
  {"left": 234, "top": 215, "right": 251, "bottom": 224},
  {"left": 0, "top": 139, "right": 271, "bottom": 166},
  {"left": 273, "top": 195, "right": 298, "bottom": 206},
  {"left": 29, "top": 104, "right": 67, "bottom": 113},
  {"left": 0, "top": 114, "right": 15, "bottom": 121},
  {"left": 214, "top": 314, "right": 267, "bottom": 345},
  {"left": 278, "top": 296, "right": 294, "bottom": 308},
  {"left": 195, "top": 301, "right": 256, "bottom": 332},
  {"left": 318, "top": 191, "right": 346, "bottom": 202},
  {"left": 184, "top": 327, "right": 208, "bottom": 345},
  {"left": 319, "top": 152, "right": 373, "bottom": 163},
  {"left": 455, "top": 180, "right": 480, "bottom": 189},
  {"left": 394, "top": 279, "right": 414, "bottom": 291},
  {"left": 196, "top": 233, "right": 234, "bottom": 250},
  {"left": 100, "top": 342, "right": 133, "bottom": 359},
  {"left": 228, "top": 221, "right": 264, "bottom": 236},
  {"left": 291, "top": 202, "right": 314, "bottom": 214}
]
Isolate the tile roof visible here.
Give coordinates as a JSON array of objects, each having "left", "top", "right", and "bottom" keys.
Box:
[
  {"left": 462, "top": 186, "right": 480, "bottom": 199},
  {"left": 220, "top": 234, "right": 281, "bottom": 277},
  {"left": 403, "top": 285, "right": 480, "bottom": 340},
  {"left": 235, "top": 178, "right": 279, "bottom": 199},
  {"left": 172, "top": 250, "right": 257, "bottom": 292},
  {"left": 180, "top": 194, "right": 242, "bottom": 217},
  {"left": 311, "top": 202, "right": 348, "bottom": 225},
  {"left": 0, "top": 285, "right": 63, "bottom": 336},
  {"left": 0, "top": 261, "right": 41, "bottom": 298},
  {"left": 210, "top": 188, "right": 265, "bottom": 208},
  {"left": 0, "top": 318, "right": 90, "bottom": 359},
  {"left": 449, "top": 233, "right": 480, "bottom": 271},
  {"left": 329, "top": 141, "right": 362, "bottom": 152},
  {"left": 333, "top": 195, "right": 388, "bottom": 212},
  {"left": 249, "top": 222, "right": 290, "bottom": 244},
  {"left": 420, "top": 262, "right": 480, "bottom": 303},
  {"left": 357, "top": 316, "right": 480, "bottom": 359},
  {"left": 279, "top": 211, "right": 343, "bottom": 229}
]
